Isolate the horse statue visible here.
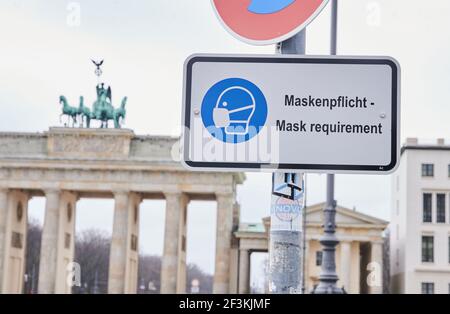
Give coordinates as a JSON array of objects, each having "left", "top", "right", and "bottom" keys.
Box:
[
  {"left": 59, "top": 95, "right": 80, "bottom": 127},
  {"left": 77, "top": 96, "right": 92, "bottom": 127},
  {"left": 114, "top": 97, "right": 127, "bottom": 128}
]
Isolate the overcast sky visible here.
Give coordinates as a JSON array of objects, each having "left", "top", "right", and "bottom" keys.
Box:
[{"left": 1, "top": 0, "right": 450, "bottom": 278}]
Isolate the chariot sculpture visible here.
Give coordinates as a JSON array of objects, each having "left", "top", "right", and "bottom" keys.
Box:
[{"left": 59, "top": 60, "right": 127, "bottom": 128}]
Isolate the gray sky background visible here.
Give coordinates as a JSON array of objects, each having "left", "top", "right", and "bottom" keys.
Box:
[{"left": 1, "top": 0, "right": 450, "bottom": 279}]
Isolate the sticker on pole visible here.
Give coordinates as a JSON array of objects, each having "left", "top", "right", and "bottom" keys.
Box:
[
  {"left": 181, "top": 54, "right": 401, "bottom": 174},
  {"left": 271, "top": 173, "right": 305, "bottom": 231},
  {"left": 272, "top": 173, "right": 303, "bottom": 200},
  {"left": 211, "top": 0, "right": 329, "bottom": 45}
]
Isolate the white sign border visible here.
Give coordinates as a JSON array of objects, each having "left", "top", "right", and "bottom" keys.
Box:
[
  {"left": 181, "top": 54, "right": 401, "bottom": 174},
  {"left": 210, "top": 0, "right": 330, "bottom": 46}
]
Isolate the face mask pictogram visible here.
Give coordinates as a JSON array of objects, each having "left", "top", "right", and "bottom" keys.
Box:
[
  {"left": 212, "top": 86, "right": 256, "bottom": 136},
  {"left": 200, "top": 77, "right": 268, "bottom": 144}
]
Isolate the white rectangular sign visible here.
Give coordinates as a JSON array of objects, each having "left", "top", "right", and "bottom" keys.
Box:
[{"left": 181, "top": 54, "right": 400, "bottom": 174}]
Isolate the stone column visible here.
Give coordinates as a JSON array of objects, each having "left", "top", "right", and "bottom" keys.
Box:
[
  {"left": 38, "top": 189, "right": 61, "bottom": 294},
  {"left": 340, "top": 241, "right": 351, "bottom": 293},
  {"left": 213, "top": 192, "right": 234, "bottom": 294},
  {"left": 108, "top": 191, "right": 129, "bottom": 294},
  {"left": 124, "top": 193, "right": 141, "bottom": 294},
  {"left": 176, "top": 197, "right": 188, "bottom": 294},
  {"left": 160, "top": 191, "right": 188, "bottom": 294},
  {"left": 54, "top": 192, "right": 77, "bottom": 294},
  {"left": 36, "top": 191, "right": 77, "bottom": 294},
  {"left": 1, "top": 190, "right": 28, "bottom": 294},
  {"left": 369, "top": 241, "right": 383, "bottom": 294},
  {"left": 228, "top": 248, "right": 239, "bottom": 294},
  {"left": 0, "top": 189, "right": 8, "bottom": 292},
  {"left": 348, "top": 242, "right": 361, "bottom": 293},
  {"left": 232, "top": 202, "right": 240, "bottom": 230},
  {"left": 238, "top": 249, "right": 250, "bottom": 294},
  {"left": 228, "top": 202, "right": 241, "bottom": 294},
  {"left": 108, "top": 191, "right": 141, "bottom": 294}
]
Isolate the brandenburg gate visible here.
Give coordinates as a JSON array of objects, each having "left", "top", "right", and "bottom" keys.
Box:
[{"left": 0, "top": 127, "right": 244, "bottom": 294}]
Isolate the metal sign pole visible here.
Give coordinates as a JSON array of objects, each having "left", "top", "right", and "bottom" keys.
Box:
[
  {"left": 268, "top": 30, "right": 306, "bottom": 294},
  {"left": 312, "top": 0, "right": 344, "bottom": 294}
]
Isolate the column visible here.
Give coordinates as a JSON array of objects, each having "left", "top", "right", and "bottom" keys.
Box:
[
  {"left": 228, "top": 248, "right": 239, "bottom": 294},
  {"left": 38, "top": 189, "right": 61, "bottom": 294},
  {"left": 351, "top": 242, "right": 361, "bottom": 294},
  {"left": 38, "top": 191, "right": 77, "bottom": 294},
  {"left": 176, "top": 196, "right": 188, "bottom": 294},
  {"left": 238, "top": 249, "right": 250, "bottom": 294},
  {"left": 232, "top": 202, "right": 240, "bottom": 230},
  {"left": 369, "top": 241, "right": 383, "bottom": 294},
  {"left": 124, "top": 193, "right": 141, "bottom": 294},
  {"left": 213, "top": 192, "right": 234, "bottom": 294},
  {"left": 160, "top": 191, "right": 188, "bottom": 294},
  {"left": 228, "top": 202, "right": 240, "bottom": 294},
  {"left": 0, "top": 189, "right": 8, "bottom": 292},
  {"left": 2, "top": 190, "right": 28, "bottom": 294},
  {"left": 340, "top": 241, "right": 351, "bottom": 293},
  {"left": 54, "top": 192, "right": 77, "bottom": 294},
  {"left": 108, "top": 191, "right": 131, "bottom": 294}
]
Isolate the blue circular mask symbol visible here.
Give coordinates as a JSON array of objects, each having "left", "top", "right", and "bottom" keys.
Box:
[{"left": 201, "top": 78, "right": 268, "bottom": 143}]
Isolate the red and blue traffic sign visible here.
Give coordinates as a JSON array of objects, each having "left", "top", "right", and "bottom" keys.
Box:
[{"left": 212, "top": 0, "right": 329, "bottom": 45}]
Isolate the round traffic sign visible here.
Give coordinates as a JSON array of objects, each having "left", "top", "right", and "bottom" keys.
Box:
[{"left": 211, "top": 0, "right": 329, "bottom": 45}]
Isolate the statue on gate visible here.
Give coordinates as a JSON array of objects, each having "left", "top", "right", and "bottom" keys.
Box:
[{"left": 59, "top": 60, "right": 127, "bottom": 128}]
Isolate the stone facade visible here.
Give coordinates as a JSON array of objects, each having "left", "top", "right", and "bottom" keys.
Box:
[{"left": 0, "top": 127, "right": 244, "bottom": 294}]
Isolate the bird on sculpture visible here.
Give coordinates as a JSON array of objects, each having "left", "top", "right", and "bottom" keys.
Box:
[{"left": 91, "top": 59, "right": 104, "bottom": 68}]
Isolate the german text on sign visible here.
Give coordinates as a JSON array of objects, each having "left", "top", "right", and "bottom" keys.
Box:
[{"left": 181, "top": 54, "right": 400, "bottom": 174}]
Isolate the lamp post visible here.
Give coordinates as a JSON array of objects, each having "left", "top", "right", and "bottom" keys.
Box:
[{"left": 312, "top": 0, "right": 344, "bottom": 295}]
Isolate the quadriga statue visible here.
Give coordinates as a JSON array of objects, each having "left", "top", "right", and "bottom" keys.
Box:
[{"left": 59, "top": 60, "right": 127, "bottom": 129}]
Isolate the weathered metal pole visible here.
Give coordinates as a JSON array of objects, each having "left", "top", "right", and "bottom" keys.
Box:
[
  {"left": 312, "top": 0, "right": 344, "bottom": 294},
  {"left": 330, "top": 0, "right": 338, "bottom": 56},
  {"left": 302, "top": 174, "right": 308, "bottom": 293},
  {"left": 268, "top": 30, "right": 306, "bottom": 294}
]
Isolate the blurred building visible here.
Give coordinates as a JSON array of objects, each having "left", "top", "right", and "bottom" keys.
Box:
[
  {"left": 234, "top": 203, "right": 388, "bottom": 294},
  {"left": 0, "top": 128, "right": 244, "bottom": 294},
  {"left": 390, "top": 138, "right": 450, "bottom": 294}
]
